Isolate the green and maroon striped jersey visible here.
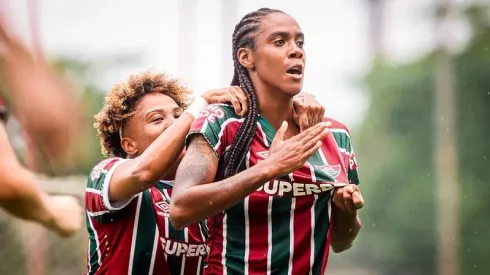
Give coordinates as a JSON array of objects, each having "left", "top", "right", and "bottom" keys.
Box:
[
  {"left": 187, "top": 104, "right": 360, "bottom": 275},
  {"left": 85, "top": 158, "right": 208, "bottom": 275}
]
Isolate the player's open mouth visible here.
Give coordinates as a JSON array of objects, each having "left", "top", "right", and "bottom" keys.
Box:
[{"left": 286, "top": 64, "right": 303, "bottom": 80}]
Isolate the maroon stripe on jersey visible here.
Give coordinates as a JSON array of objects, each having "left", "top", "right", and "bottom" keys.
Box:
[
  {"left": 247, "top": 192, "right": 269, "bottom": 275},
  {"left": 215, "top": 120, "right": 240, "bottom": 157},
  {"left": 89, "top": 200, "right": 138, "bottom": 274},
  {"left": 319, "top": 134, "right": 349, "bottom": 183},
  {"left": 152, "top": 244, "right": 171, "bottom": 274},
  {"left": 190, "top": 116, "right": 206, "bottom": 132},
  {"left": 85, "top": 192, "right": 106, "bottom": 212},
  {"left": 291, "top": 196, "right": 315, "bottom": 274},
  {"left": 321, "top": 210, "right": 334, "bottom": 274},
  {"left": 204, "top": 213, "right": 225, "bottom": 275},
  {"left": 103, "top": 158, "right": 119, "bottom": 170}
]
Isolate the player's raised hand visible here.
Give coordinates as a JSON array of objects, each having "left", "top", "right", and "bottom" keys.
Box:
[
  {"left": 46, "top": 195, "right": 83, "bottom": 237},
  {"left": 265, "top": 121, "right": 331, "bottom": 177},
  {"left": 292, "top": 93, "right": 325, "bottom": 132},
  {"left": 201, "top": 86, "right": 248, "bottom": 117},
  {"left": 332, "top": 184, "right": 364, "bottom": 214}
]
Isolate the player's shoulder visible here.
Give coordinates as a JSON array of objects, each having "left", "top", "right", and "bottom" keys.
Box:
[
  {"left": 323, "top": 117, "right": 352, "bottom": 137},
  {"left": 198, "top": 103, "right": 240, "bottom": 124},
  {"left": 323, "top": 117, "right": 350, "bottom": 131},
  {"left": 88, "top": 157, "right": 122, "bottom": 184}
]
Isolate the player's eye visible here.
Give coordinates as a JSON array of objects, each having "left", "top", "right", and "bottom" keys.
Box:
[
  {"left": 274, "top": 39, "right": 285, "bottom": 46},
  {"left": 151, "top": 116, "right": 164, "bottom": 123}
]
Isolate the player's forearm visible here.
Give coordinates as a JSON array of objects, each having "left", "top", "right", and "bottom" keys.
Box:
[
  {"left": 109, "top": 114, "right": 194, "bottom": 201},
  {"left": 330, "top": 206, "right": 362, "bottom": 253},
  {"left": 133, "top": 114, "right": 194, "bottom": 182},
  {"left": 0, "top": 168, "right": 54, "bottom": 228},
  {"left": 170, "top": 162, "right": 273, "bottom": 229}
]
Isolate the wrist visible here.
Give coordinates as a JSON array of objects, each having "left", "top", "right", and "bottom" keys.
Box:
[
  {"left": 255, "top": 159, "right": 280, "bottom": 180},
  {"left": 37, "top": 196, "right": 57, "bottom": 229},
  {"left": 185, "top": 96, "right": 208, "bottom": 118}
]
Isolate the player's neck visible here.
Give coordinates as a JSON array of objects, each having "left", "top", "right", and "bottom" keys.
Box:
[{"left": 255, "top": 86, "right": 294, "bottom": 131}]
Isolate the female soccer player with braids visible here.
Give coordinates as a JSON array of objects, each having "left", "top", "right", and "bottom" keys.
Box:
[
  {"left": 87, "top": 71, "right": 323, "bottom": 274},
  {"left": 171, "top": 8, "right": 364, "bottom": 274}
]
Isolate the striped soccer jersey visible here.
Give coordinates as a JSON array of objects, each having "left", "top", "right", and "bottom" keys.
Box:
[
  {"left": 187, "top": 104, "right": 360, "bottom": 275},
  {"left": 85, "top": 158, "right": 208, "bottom": 275}
]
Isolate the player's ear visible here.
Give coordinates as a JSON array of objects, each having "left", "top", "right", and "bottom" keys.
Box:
[{"left": 121, "top": 137, "right": 138, "bottom": 156}]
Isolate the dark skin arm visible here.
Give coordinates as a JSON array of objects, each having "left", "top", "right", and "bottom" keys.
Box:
[
  {"left": 170, "top": 121, "right": 331, "bottom": 229},
  {"left": 109, "top": 87, "right": 249, "bottom": 202},
  {"left": 330, "top": 184, "right": 364, "bottom": 253},
  {"left": 169, "top": 136, "right": 274, "bottom": 229}
]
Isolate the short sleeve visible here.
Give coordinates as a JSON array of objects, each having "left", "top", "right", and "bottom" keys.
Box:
[
  {"left": 186, "top": 104, "right": 239, "bottom": 158},
  {"left": 347, "top": 140, "right": 360, "bottom": 185},
  {"left": 85, "top": 158, "right": 135, "bottom": 221}
]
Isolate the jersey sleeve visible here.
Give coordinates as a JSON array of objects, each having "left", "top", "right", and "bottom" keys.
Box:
[
  {"left": 347, "top": 138, "right": 360, "bottom": 185},
  {"left": 324, "top": 118, "right": 360, "bottom": 185},
  {"left": 186, "top": 104, "right": 238, "bottom": 158},
  {"left": 85, "top": 158, "right": 135, "bottom": 219}
]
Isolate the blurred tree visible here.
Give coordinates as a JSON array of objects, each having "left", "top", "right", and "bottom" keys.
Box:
[{"left": 348, "top": 3, "right": 490, "bottom": 275}]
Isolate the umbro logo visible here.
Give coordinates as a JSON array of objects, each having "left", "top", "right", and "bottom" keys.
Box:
[{"left": 155, "top": 200, "right": 170, "bottom": 217}]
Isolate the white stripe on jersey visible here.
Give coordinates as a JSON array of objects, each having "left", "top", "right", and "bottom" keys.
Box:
[
  {"left": 243, "top": 151, "right": 251, "bottom": 275},
  {"left": 309, "top": 163, "right": 318, "bottom": 275},
  {"left": 87, "top": 210, "right": 110, "bottom": 217},
  {"left": 128, "top": 194, "right": 143, "bottom": 275},
  {"left": 330, "top": 128, "right": 351, "bottom": 139},
  {"left": 287, "top": 198, "right": 296, "bottom": 275},
  {"left": 257, "top": 123, "right": 273, "bottom": 275},
  {"left": 221, "top": 213, "right": 228, "bottom": 275},
  {"left": 266, "top": 197, "right": 273, "bottom": 275},
  {"left": 87, "top": 211, "right": 102, "bottom": 272},
  {"left": 163, "top": 189, "right": 171, "bottom": 261},
  {"left": 148, "top": 224, "right": 158, "bottom": 275},
  {"left": 180, "top": 227, "right": 189, "bottom": 275},
  {"left": 86, "top": 188, "right": 102, "bottom": 195},
  {"left": 310, "top": 195, "right": 318, "bottom": 275},
  {"left": 212, "top": 118, "right": 244, "bottom": 152}
]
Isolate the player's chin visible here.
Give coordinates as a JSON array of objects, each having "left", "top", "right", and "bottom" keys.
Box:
[
  {"left": 280, "top": 82, "right": 303, "bottom": 97},
  {"left": 281, "top": 83, "right": 303, "bottom": 97}
]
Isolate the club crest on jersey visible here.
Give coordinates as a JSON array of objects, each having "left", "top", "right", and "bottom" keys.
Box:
[
  {"left": 90, "top": 158, "right": 117, "bottom": 181},
  {"left": 314, "top": 164, "right": 341, "bottom": 179},
  {"left": 155, "top": 200, "right": 170, "bottom": 217}
]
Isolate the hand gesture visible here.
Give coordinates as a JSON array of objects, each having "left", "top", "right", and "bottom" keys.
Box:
[
  {"left": 292, "top": 93, "right": 325, "bottom": 132},
  {"left": 265, "top": 121, "right": 331, "bottom": 177},
  {"left": 202, "top": 86, "right": 248, "bottom": 116},
  {"left": 332, "top": 184, "right": 364, "bottom": 214}
]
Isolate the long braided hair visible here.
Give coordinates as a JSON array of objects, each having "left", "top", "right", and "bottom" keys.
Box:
[{"left": 224, "top": 8, "right": 284, "bottom": 178}]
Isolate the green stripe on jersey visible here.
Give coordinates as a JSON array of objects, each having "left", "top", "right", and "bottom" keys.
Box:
[
  {"left": 331, "top": 131, "right": 351, "bottom": 152},
  {"left": 224, "top": 201, "right": 246, "bottom": 274},
  {"left": 86, "top": 214, "right": 100, "bottom": 274},
  {"left": 312, "top": 193, "right": 331, "bottom": 274},
  {"left": 131, "top": 191, "right": 157, "bottom": 274},
  {"left": 270, "top": 196, "right": 292, "bottom": 275},
  {"left": 167, "top": 218, "right": 186, "bottom": 275}
]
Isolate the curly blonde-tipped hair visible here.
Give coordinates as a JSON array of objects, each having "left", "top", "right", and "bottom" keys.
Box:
[{"left": 94, "top": 71, "right": 192, "bottom": 158}]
